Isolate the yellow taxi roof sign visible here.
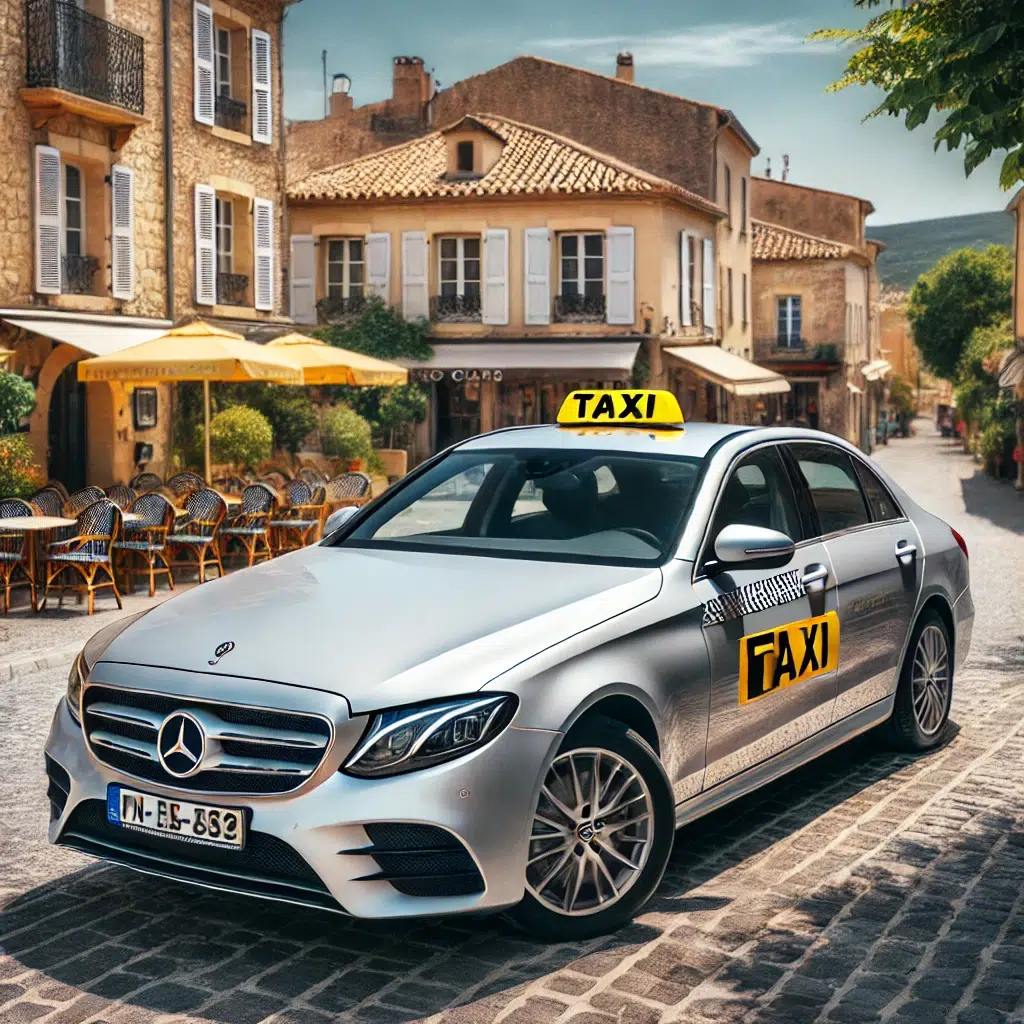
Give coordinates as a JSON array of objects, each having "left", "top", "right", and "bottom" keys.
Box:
[{"left": 557, "top": 389, "right": 684, "bottom": 428}]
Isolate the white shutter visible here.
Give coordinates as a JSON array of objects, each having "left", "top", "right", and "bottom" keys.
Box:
[
  {"left": 482, "top": 228, "right": 509, "bottom": 325},
  {"left": 523, "top": 227, "right": 551, "bottom": 325},
  {"left": 401, "top": 231, "right": 429, "bottom": 320},
  {"left": 366, "top": 232, "right": 391, "bottom": 301},
  {"left": 702, "top": 237, "right": 717, "bottom": 333},
  {"left": 680, "top": 231, "right": 692, "bottom": 327},
  {"left": 110, "top": 163, "right": 135, "bottom": 300},
  {"left": 251, "top": 29, "right": 272, "bottom": 144},
  {"left": 193, "top": 2, "right": 214, "bottom": 126},
  {"left": 253, "top": 197, "right": 274, "bottom": 311},
  {"left": 194, "top": 183, "right": 216, "bottom": 305},
  {"left": 34, "top": 145, "right": 61, "bottom": 295},
  {"left": 289, "top": 234, "right": 315, "bottom": 324},
  {"left": 606, "top": 226, "right": 635, "bottom": 326}
]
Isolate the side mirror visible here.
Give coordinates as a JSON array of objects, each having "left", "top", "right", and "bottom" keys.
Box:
[
  {"left": 324, "top": 506, "right": 359, "bottom": 536},
  {"left": 714, "top": 524, "right": 796, "bottom": 566}
]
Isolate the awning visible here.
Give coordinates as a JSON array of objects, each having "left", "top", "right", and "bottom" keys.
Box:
[
  {"left": 847, "top": 382, "right": 863, "bottom": 395},
  {"left": 2, "top": 313, "right": 171, "bottom": 357},
  {"left": 999, "top": 348, "right": 1024, "bottom": 390},
  {"left": 861, "top": 359, "right": 892, "bottom": 382},
  {"left": 664, "top": 344, "right": 790, "bottom": 397},
  {"left": 401, "top": 341, "right": 641, "bottom": 373}
]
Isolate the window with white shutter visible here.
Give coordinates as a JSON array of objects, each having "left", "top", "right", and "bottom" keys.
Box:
[
  {"left": 34, "top": 145, "right": 62, "bottom": 295},
  {"left": 366, "top": 232, "right": 391, "bottom": 301},
  {"left": 110, "top": 164, "right": 135, "bottom": 300},
  {"left": 193, "top": 2, "right": 215, "bottom": 126},
  {"left": 482, "top": 228, "right": 509, "bottom": 325},
  {"left": 289, "top": 234, "right": 315, "bottom": 324},
  {"left": 680, "top": 231, "right": 692, "bottom": 327},
  {"left": 194, "top": 184, "right": 216, "bottom": 305},
  {"left": 605, "top": 226, "right": 635, "bottom": 326},
  {"left": 251, "top": 29, "right": 272, "bottom": 144},
  {"left": 702, "top": 237, "right": 717, "bottom": 334},
  {"left": 253, "top": 197, "right": 274, "bottom": 311},
  {"left": 524, "top": 227, "right": 551, "bottom": 325},
  {"left": 401, "top": 231, "right": 429, "bottom": 321}
]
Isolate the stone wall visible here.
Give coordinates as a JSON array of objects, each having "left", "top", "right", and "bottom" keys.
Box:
[
  {"left": 751, "top": 259, "right": 847, "bottom": 357},
  {"left": 751, "top": 177, "right": 869, "bottom": 252}
]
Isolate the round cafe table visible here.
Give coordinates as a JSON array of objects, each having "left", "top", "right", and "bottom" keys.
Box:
[{"left": 0, "top": 516, "right": 77, "bottom": 613}]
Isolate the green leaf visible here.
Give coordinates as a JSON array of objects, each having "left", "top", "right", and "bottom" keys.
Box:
[
  {"left": 999, "top": 148, "right": 1024, "bottom": 190},
  {"left": 968, "top": 23, "right": 1007, "bottom": 53}
]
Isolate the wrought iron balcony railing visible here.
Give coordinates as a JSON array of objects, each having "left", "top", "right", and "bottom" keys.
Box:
[
  {"left": 554, "top": 293, "right": 606, "bottom": 323},
  {"left": 215, "top": 94, "right": 247, "bottom": 133},
  {"left": 317, "top": 294, "right": 368, "bottom": 324},
  {"left": 26, "top": 0, "right": 145, "bottom": 114},
  {"left": 217, "top": 273, "right": 249, "bottom": 307},
  {"left": 62, "top": 254, "right": 99, "bottom": 295},
  {"left": 431, "top": 293, "right": 482, "bottom": 323}
]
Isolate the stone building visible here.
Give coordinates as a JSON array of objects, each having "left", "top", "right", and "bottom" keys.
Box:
[
  {"left": 0, "top": 0, "right": 293, "bottom": 491},
  {"left": 749, "top": 178, "right": 889, "bottom": 449},
  {"left": 287, "top": 114, "right": 787, "bottom": 458}
]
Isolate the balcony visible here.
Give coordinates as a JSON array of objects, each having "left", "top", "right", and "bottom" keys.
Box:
[
  {"left": 215, "top": 95, "right": 247, "bottom": 134},
  {"left": 317, "top": 294, "right": 368, "bottom": 325},
  {"left": 62, "top": 254, "right": 99, "bottom": 295},
  {"left": 23, "top": 0, "right": 146, "bottom": 149},
  {"left": 431, "top": 293, "right": 482, "bottom": 323},
  {"left": 217, "top": 272, "right": 249, "bottom": 307},
  {"left": 754, "top": 338, "right": 844, "bottom": 365},
  {"left": 554, "top": 293, "right": 606, "bottom": 324}
]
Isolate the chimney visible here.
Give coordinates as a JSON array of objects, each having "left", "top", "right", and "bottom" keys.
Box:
[
  {"left": 392, "top": 56, "right": 431, "bottom": 120},
  {"left": 328, "top": 72, "right": 352, "bottom": 118},
  {"left": 616, "top": 52, "right": 634, "bottom": 83}
]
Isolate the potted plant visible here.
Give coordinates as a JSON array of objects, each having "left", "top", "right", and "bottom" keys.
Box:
[{"left": 321, "top": 405, "right": 373, "bottom": 471}]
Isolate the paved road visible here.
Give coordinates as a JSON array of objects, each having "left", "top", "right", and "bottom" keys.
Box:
[{"left": 2, "top": 420, "right": 1023, "bottom": 1024}]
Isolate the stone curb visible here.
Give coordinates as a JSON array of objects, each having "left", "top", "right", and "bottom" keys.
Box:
[{"left": 1, "top": 643, "right": 81, "bottom": 682}]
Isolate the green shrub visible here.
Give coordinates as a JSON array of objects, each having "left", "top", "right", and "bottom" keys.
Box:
[
  {"left": 0, "top": 372, "right": 36, "bottom": 434},
  {"left": 321, "top": 405, "right": 372, "bottom": 462},
  {"left": 0, "top": 434, "right": 43, "bottom": 498},
  {"left": 208, "top": 405, "right": 273, "bottom": 469}
]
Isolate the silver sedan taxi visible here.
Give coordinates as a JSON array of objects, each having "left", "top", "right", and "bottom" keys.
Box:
[{"left": 45, "top": 390, "right": 973, "bottom": 940}]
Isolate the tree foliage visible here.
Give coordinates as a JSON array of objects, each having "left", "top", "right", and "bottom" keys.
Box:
[
  {"left": 321, "top": 405, "right": 373, "bottom": 462},
  {"left": 907, "top": 245, "right": 1012, "bottom": 380},
  {"left": 316, "top": 295, "right": 433, "bottom": 362},
  {"left": 812, "top": 0, "right": 1024, "bottom": 189},
  {"left": 0, "top": 434, "right": 42, "bottom": 498},
  {"left": 208, "top": 405, "right": 273, "bottom": 469},
  {"left": 888, "top": 374, "right": 916, "bottom": 418},
  {"left": 0, "top": 372, "right": 36, "bottom": 434}
]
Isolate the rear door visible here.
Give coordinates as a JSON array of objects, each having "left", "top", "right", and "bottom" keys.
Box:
[{"left": 784, "top": 442, "right": 921, "bottom": 722}]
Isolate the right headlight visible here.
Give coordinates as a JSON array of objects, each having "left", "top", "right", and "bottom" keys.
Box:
[{"left": 343, "top": 694, "right": 518, "bottom": 778}]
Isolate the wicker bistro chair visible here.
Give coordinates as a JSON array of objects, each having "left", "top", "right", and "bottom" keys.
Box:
[
  {"left": 212, "top": 473, "right": 249, "bottom": 496},
  {"left": 325, "top": 472, "right": 373, "bottom": 510},
  {"left": 130, "top": 472, "right": 163, "bottom": 494},
  {"left": 105, "top": 484, "right": 137, "bottom": 511},
  {"left": 0, "top": 498, "right": 35, "bottom": 613},
  {"left": 166, "top": 472, "right": 205, "bottom": 501},
  {"left": 167, "top": 489, "right": 227, "bottom": 584},
  {"left": 66, "top": 487, "right": 107, "bottom": 515},
  {"left": 259, "top": 471, "right": 289, "bottom": 491},
  {"left": 115, "top": 492, "right": 176, "bottom": 597},
  {"left": 218, "top": 483, "right": 276, "bottom": 568},
  {"left": 298, "top": 467, "right": 328, "bottom": 488},
  {"left": 45, "top": 479, "right": 70, "bottom": 501},
  {"left": 269, "top": 481, "right": 327, "bottom": 556},
  {"left": 30, "top": 487, "right": 65, "bottom": 518},
  {"left": 41, "top": 499, "right": 122, "bottom": 615}
]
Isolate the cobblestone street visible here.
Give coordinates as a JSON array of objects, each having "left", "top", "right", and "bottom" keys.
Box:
[{"left": 2, "top": 421, "right": 1023, "bottom": 1024}]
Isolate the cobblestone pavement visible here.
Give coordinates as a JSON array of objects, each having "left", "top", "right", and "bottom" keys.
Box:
[{"left": 2, "top": 420, "right": 1023, "bottom": 1024}]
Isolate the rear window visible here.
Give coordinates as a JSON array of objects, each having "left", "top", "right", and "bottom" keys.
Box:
[
  {"left": 790, "top": 444, "right": 871, "bottom": 536},
  {"left": 852, "top": 459, "right": 902, "bottom": 522}
]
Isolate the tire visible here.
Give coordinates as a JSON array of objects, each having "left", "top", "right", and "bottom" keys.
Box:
[
  {"left": 885, "top": 609, "right": 953, "bottom": 752},
  {"left": 508, "top": 715, "right": 675, "bottom": 941}
]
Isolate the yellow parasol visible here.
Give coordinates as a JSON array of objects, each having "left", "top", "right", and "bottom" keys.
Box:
[
  {"left": 0, "top": 347, "right": 14, "bottom": 365},
  {"left": 77, "top": 320, "right": 303, "bottom": 484},
  {"left": 266, "top": 333, "right": 408, "bottom": 386}
]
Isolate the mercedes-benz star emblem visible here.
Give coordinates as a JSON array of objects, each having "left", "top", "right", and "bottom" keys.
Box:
[{"left": 157, "top": 712, "right": 206, "bottom": 778}]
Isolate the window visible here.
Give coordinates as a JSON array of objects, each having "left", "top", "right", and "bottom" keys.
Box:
[
  {"left": 560, "top": 233, "right": 604, "bottom": 298},
  {"left": 777, "top": 296, "right": 802, "bottom": 347},
  {"left": 728, "top": 268, "right": 734, "bottom": 326},
  {"left": 215, "top": 26, "right": 231, "bottom": 97},
  {"left": 439, "top": 237, "right": 481, "bottom": 298},
  {"left": 456, "top": 141, "right": 474, "bottom": 174},
  {"left": 133, "top": 388, "right": 158, "bottom": 430},
  {"left": 852, "top": 459, "right": 902, "bottom": 522},
  {"left": 374, "top": 463, "right": 495, "bottom": 539},
  {"left": 741, "top": 177, "right": 748, "bottom": 234},
  {"left": 326, "top": 238, "right": 364, "bottom": 299},
  {"left": 742, "top": 272, "right": 748, "bottom": 327},
  {"left": 790, "top": 443, "right": 871, "bottom": 535},
  {"left": 724, "top": 165, "right": 732, "bottom": 226},
  {"left": 215, "top": 197, "right": 232, "bottom": 274},
  {"left": 64, "top": 164, "right": 82, "bottom": 257}
]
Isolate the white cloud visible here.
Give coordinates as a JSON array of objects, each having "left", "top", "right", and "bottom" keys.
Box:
[{"left": 530, "top": 22, "right": 834, "bottom": 72}]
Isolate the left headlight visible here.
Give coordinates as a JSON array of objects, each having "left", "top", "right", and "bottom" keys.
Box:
[
  {"left": 66, "top": 653, "right": 86, "bottom": 723},
  {"left": 343, "top": 694, "right": 518, "bottom": 778}
]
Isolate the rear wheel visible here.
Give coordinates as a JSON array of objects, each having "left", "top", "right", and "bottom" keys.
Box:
[
  {"left": 509, "top": 716, "right": 674, "bottom": 941},
  {"left": 886, "top": 609, "right": 952, "bottom": 751}
]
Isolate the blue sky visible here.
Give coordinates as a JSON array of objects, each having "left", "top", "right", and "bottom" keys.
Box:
[{"left": 281, "top": 0, "right": 1009, "bottom": 226}]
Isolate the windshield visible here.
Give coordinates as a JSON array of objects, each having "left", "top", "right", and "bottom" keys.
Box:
[{"left": 337, "top": 448, "right": 704, "bottom": 565}]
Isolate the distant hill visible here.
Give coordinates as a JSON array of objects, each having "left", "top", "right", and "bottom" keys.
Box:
[{"left": 869, "top": 210, "right": 1013, "bottom": 290}]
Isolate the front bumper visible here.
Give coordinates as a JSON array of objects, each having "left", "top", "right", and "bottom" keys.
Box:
[{"left": 44, "top": 665, "right": 560, "bottom": 920}]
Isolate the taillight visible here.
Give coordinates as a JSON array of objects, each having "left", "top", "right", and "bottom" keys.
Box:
[{"left": 951, "top": 528, "right": 968, "bottom": 561}]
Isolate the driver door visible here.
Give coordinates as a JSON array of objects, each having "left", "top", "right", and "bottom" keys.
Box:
[{"left": 694, "top": 444, "right": 840, "bottom": 790}]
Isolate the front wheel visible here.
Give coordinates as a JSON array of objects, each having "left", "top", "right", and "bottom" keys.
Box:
[
  {"left": 886, "top": 609, "right": 953, "bottom": 751},
  {"left": 508, "top": 716, "right": 674, "bottom": 941}
]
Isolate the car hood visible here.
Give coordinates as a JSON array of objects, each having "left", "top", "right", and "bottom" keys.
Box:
[{"left": 99, "top": 545, "right": 663, "bottom": 712}]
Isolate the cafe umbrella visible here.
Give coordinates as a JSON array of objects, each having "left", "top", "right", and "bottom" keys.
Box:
[{"left": 265, "top": 333, "right": 408, "bottom": 386}]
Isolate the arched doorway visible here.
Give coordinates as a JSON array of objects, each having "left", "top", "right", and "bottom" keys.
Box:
[{"left": 48, "top": 360, "right": 88, "bottom": 491}]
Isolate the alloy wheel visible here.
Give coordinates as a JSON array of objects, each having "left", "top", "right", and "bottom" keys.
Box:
[
  {"left": 911, "top": 624, "right": 950, "bottom": 737},
  {"left": 525, "top": 747, "right": 654, "bottom": 917}
]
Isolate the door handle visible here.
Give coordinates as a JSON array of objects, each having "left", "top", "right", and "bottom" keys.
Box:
[
  {"left": 896, "top": 541, "right": 917, "bottom": 562},
  {"left": 800, "top": 564, "right": 829, "bottom": 589}
]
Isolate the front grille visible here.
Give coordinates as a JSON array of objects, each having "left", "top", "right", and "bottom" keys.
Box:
[
  {"left": 344, "top": 823, "right": 485, "bottom": 898},
  {"left": 82, "top": 684, "right": 332, "bottom": 795},
  {"left": 59, "top": 800, "right": 340, "bottom": 911},
  {"left": 45, "top": 755, "right": 71, "bottom": 820}
]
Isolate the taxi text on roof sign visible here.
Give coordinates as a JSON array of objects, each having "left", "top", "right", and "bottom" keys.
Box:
[{"left": 556, "top": 390, "right": 685, "bottom": 428}]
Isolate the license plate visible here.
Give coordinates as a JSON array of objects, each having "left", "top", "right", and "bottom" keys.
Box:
[{"left": 107, "top": 785, "right": 245, "bottom": 849}]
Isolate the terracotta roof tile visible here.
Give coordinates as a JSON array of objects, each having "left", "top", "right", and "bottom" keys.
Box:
[
  {"left": 288, "top": 114, "right": 723, "bottom": 215},
  {"left": 751, "top": 219, "right": 853, "bottom": 262}
]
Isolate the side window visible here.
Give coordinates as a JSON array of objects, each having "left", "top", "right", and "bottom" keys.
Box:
[
  {"left": 708, "top": 447, "right": 802, "bottom": 558},
  {"left": 374, "top": 463, "right": 494, "bottom": 538},
  {"left": 852, "top": 459, "right": 902, "bottom": 522},
  {"left": 791, "top": 444, "right": 870, "bottom": 535}
]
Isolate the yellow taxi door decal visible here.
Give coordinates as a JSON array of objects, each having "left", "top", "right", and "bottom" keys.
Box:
[{"left": 738, "top": 611, "right": 840, "bottom": 705}]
